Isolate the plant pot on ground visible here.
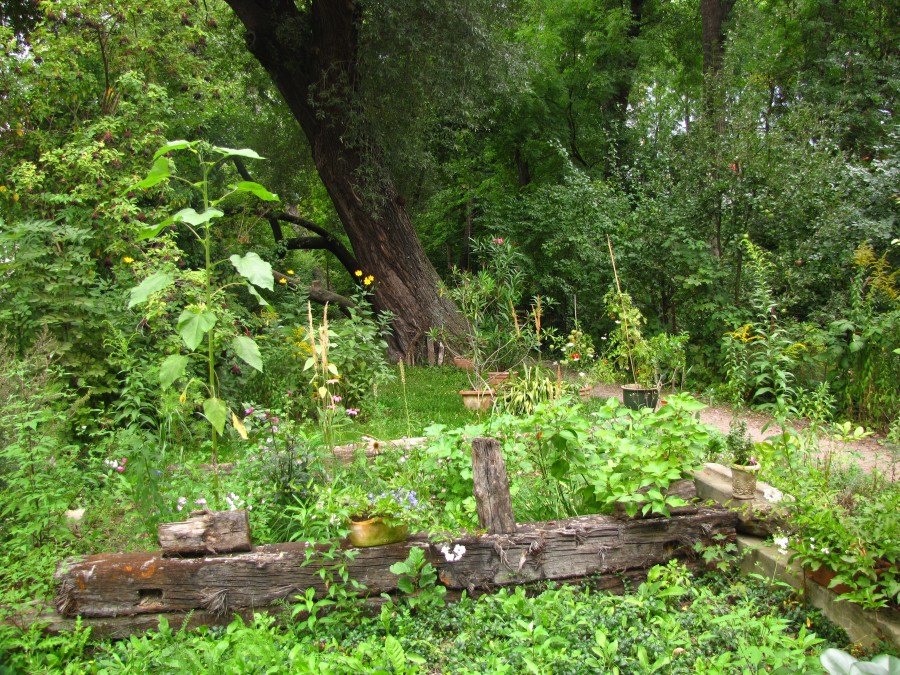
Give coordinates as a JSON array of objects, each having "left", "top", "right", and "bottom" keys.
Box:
[
  {"left": 726, "top": 419, "right": 759, "bottom": 499},
  {"left": 459, "top": 389, "right": 495, "bottom": 411}
]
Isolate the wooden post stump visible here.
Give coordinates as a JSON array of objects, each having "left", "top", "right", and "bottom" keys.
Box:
[
  {"left": 471, "top": 437, "right": 516, "bottom": 534},
  {"left": 158, "top": 509, "right": 251, "bottom": 557}
]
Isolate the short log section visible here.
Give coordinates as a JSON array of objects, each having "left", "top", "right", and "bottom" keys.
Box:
[{"left": 158, "top": 510, "right": 252, "bottom": 557}]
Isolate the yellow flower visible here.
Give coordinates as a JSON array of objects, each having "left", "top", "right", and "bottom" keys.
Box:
[
  {"left": 123, "top": 256, "right": 134, "bottom": 264},
  {"left": 0, "top": 185, "right": 6, "bottom": 192},
  {"left": 354, "top": 269, "right": 363, "bottom": 277},
  {"left": 12, "top": 193, "right": 19, "bottom": 202},
  {"left": 287, "top": 269, "right": 294, "bottom": 275},
  {"left": 363, "top": 275, "right": 374, "bottom": 286},
  {"left": 278, "top": 277, "right": 287, "bottom": 285}
]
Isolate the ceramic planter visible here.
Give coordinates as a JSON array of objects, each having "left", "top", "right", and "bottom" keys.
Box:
[
  {"left": 579, "top": 385, "right": 593, "bottom": 398},
  {"left": 731, "top": 463, "right": 760, "bottom": 499},
  {"left": 459, "top": 389, "right": 494, "bottom": 411},
  {"left": 452, "top": 356, "right": 475, "bottom": 371},
  {"left": 621, "top": 384, "right": 659, "bottom": 410},
  {"left": 347, "top": 516, "right": 409, "bottom": 548},
  {"left": 487, "top": 371, "right": 510, "bottom": 386}
]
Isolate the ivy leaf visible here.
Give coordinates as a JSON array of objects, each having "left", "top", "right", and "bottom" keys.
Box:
[
  {"left": 233, "top": 181, "right": 279, "bottom": 201},
  {"left": 136, "top": 157, "right": 171, "bottom": 189},
  {"left": 202, "top": 397, "right": 227, "bottom": 435},
  {"left": 173, "top": 207, "right": 224, "bottom": 227},
  {"left": 231, "top": 411, "right": 248, "bottom": 440},
  {"left": 231, "top": 335, "right": 263, "bottom": 372},
  {"left": 176, "top": 308, "right": 217, "bottom": 351},
  {"left": 128, "top": 271, "right": 174, "bottom": 308},
  {"left": 246, "top": 284, "right": 269, "bottom": 307},
  {"left": 229, "top": 252, "right": 273, "bottom": 291},
  {"left": 211, "top": 146, "right": 264, "bottom": 160},
  {"left": 159, "top": 354, "right": 189, "bottom": 390},
  {"left": 152, "top": 140, "right": 193, "bottom": 160}
]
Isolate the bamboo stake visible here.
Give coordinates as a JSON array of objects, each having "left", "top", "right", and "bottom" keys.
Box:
[{"left": 606, "top": 235, "right": 637, "bottom": 378}]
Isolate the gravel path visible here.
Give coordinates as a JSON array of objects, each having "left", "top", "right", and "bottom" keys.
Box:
[{"left": 587, "top": 384, "right": 898, "bottom": 481}]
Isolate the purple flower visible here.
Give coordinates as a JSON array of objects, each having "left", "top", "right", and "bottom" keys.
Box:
[
  {"left": 347, "top": 408, "right": 360, "bottom": 416},
  {"left": 332, "top": 395, "right": 342, "bottom": 403}
]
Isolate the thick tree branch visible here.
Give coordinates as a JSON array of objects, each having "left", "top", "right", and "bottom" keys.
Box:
[{"left": 270, "top": 211, "right": 360, "bottom": 273}]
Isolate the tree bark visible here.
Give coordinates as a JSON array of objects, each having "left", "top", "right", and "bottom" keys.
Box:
[{"left": 224, "top": 0, "right": 466, "bottom": 359}]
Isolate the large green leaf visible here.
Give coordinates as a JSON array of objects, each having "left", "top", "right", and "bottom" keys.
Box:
[
  {"left": 246, "top": 284, "right": 270, "bottom": 307},
  {"left": 136, "top": 215, "right": 175, "bottom": 241},
  {"left": 202, "top": 397, "right": 227, "bottom": 434},
  {"left": 176, "top": 308, "right": 217, "bottom": 351},
  {"left": 229, "top": 252, "right": 273, "bottom": 291},
  {"left": 136, "top": 157, "right": 172, "bottom": 189},
  {"left": 128, "top": 271, "right": 174, "bottom": 308},
  {"left": 159, "top": 354, "right": 190, "bottom": 390},
  {"left": 152, "top": 140, "right": 193, "bottom": 160},
  {"left": 232, "top": 181, "right": 279, "bottom": 201},
  {"left": 173, "top": 207, "right": 224, "bottom": 227},
  {"left": 211, "top": 146, "right": 264, "bottom": 160},
  {"left": 231, "top": 335, "right": 263, "bottom": 372}
]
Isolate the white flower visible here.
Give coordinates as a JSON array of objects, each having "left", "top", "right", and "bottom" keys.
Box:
[
  {"left": 579, "top": 372, "right": 586, "bottom": 377},
  {"left": 773, "top": 535, "right": 789, "bottom": 555},
  {"left": 439, "top": 543, "right": 467, "bottom": 562},
  {"left": 821, "top": 547, "right": 829, "bottom": 555}
]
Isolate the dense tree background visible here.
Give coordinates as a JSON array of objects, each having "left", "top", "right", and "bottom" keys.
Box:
[{"left": 0, "top": 0, "right": 897, "bottom": 421}]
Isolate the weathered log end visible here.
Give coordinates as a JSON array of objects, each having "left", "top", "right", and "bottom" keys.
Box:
[
  {"left": 471, "top": 437, "right": 516, "bottom": 534},
  {"left": 158, "top": 509, "right": 251, "bottom": 557}
]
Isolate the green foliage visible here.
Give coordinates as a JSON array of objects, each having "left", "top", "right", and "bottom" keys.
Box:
[
  {"left": 495, "top": 364, "right": 563, "bottom": 416},
  {"left": 0, "top": 333, "right": 81, "bottom": 570},
  {"left": 128, "top": 140, "right": 278, "bottom": 492},
  {"left": 725, "top": 419, "right": 756, "bottom": 466},
  {"left": 389, "top": 547, "right": 447, "bottom": 611}
]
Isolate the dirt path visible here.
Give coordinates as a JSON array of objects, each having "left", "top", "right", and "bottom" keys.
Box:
[{"left": 588, "top": 384, "right": 898, "bottom": 481}]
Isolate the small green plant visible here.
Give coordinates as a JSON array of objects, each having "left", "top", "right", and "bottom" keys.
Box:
[
  {"left": 726, "top": 419, "right": 757, "bottom": 466},
  {"left": 388, "top": 546, "right": 447, "bottom": 610},
  {"left": 128, "top": 140, "right": 279, "bottom": 499}
]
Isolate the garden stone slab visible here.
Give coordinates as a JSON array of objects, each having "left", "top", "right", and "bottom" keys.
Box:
[
  {"left": 737, "top": 535, "right": 900, "bottom": 650},
  {"left": 693, "top": 463, "right": 791, "bottom": 537}
]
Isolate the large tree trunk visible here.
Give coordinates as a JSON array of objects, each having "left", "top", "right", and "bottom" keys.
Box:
[{"left": 225, "top": 0, "right": 466, "bottom": 358}]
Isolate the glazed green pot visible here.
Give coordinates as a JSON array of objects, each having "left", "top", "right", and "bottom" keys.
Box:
[{"left": 347, "top": 517, "right": 409, "bottom": 547}]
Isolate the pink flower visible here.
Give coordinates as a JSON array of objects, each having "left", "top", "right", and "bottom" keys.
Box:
[
  {"left": 347, "top": 408, "right": 359, "bottom": 416},
  {"left": 491, "top": 237, "right": 504, "bottom": 244},
  {"left": 116, "top": 466, "right": 125, "bottom": 473},
  {"left": 332, "top": 395, "right": 342, "bottom": 403}
]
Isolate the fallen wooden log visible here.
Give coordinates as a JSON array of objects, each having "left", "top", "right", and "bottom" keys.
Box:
[
  {"left": 54, "top": 508, "right": 736, "bottom": 621},
  {"left": 158, "top": 509, "right": 252, "bottom": 557}
]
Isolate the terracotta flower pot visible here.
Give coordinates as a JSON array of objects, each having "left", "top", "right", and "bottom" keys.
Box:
[
  {"left": 487, "top": 371, "right": 510, "bottom": 386},
  {"left": 459, "top": 389, "right": 494, "bottom": 411},
  {"left": 452, "top": 356, "right": 475, "bottom": 371},
  {"left": 731, "top": 463, "right": 760, "bottom": 499},
  {"left": 347, "top": 517, "right": 409, "bottom": 548},
  {"left": 804, "top": 564, "right": 853, "bottom": 596},
  {"left": 580, "top": 385, "right": 593, "bottom": 398}
]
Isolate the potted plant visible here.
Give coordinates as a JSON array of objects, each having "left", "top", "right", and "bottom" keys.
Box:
[
  {"left": 726, "top": 420, "right": 759, "bottom": 499},
  {"left": 603, "top": 289, "right": 661, "bottom": 410},
  {"left": 345, "top": 487, "right": 423, "bottom": 547},
  {"left": 436, "top": 238, "right": 534, "bottom": 409}
]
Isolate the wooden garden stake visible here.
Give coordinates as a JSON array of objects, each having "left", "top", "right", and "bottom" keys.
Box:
[{"left": 471, "top": 437, "right": 516, "bottom": 534}]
